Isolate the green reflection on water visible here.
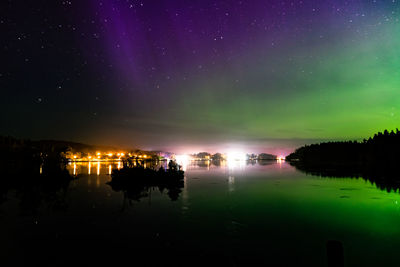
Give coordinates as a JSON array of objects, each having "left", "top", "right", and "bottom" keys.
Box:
[{"left": 2, "top": 161, "right": 400, "bottom": 266}]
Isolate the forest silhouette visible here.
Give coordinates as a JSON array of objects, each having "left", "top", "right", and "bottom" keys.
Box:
[
  {"left": 287, "top": 129, "right": 400, "bottom": 192},
  {"left": 286, "top": 129, "right": 400, "bottom": 166}
]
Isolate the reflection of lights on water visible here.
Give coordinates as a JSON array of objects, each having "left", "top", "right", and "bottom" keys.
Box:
[
  {"left": 277, "top": 156, "right": 285, "bottom": 167},
  {"left": 73, "top": 163, "right": 76, "bottom": 176},
  {"left": 88, "top": 162, "right": 91, "bottom": 175},
  {"left": 39, "top": 165, "right": 43, "bottom": 174},
  {"left": 108, "top": 165, "right": 112, "bottom": 175},
  {"left": 117, "top": 161, "right": 121, "bottom": 170},
  {"left": 175, "top": 155, "right": 189, "bottom": 171},
  {"left": 228, "top": 175, "right": 235, "bottom": 192},
  {"left": 97, "top": 162, "right": 100, "bottom": 175},
  {"left": 227, "top": 159, "right": 246, "bottom": 169}
]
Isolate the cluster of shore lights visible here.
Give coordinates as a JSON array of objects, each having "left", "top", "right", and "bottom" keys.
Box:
[
  {"left": 70, "top": 152, "right": 150, "bottom": 162},
  {"left": 174, "top": 152, "right": 286, "bottom": 163}
]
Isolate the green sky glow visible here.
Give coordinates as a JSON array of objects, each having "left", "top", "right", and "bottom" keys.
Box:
[{"left": 176, "top": 21, "right": 400, "bottom": 145}]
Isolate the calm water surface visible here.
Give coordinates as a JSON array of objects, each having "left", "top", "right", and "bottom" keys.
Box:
[{"left": 1, "top": 161, "right": 400, "bottom": 266}]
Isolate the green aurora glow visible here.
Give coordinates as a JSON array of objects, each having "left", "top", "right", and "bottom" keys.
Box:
[{"left": 177, "top": 22, "right": 400, "bottom": 143}]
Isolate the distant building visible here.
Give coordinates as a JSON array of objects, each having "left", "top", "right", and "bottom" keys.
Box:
[
  {"left": 194, "top": 152, "right": 211, "bottom": 160},
  {"left": 247, "top": 154, "right": 258, "bottom": 161},
  {"left": 211, "top": 153, "right": 225, "bottom": 161},
  {"left": 257, "top": 153, "right": 277, "bottom": 160}
]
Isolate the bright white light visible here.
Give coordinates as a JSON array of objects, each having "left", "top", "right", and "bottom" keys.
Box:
[
  {"left": 226, "top": 151, "right": 246, "bottom": 169},
  {"left": 175, "top": 154, "right": 189, "bottom": 171},
  {"left": 226, "top": 151, "right": 246, "bottom": 162}
]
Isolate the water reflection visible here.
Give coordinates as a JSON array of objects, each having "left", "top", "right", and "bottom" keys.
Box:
[
  {"left": 66, "top": 161, "right": 124, "bottom": 176},
  {"left": 2, "top": 161, "right": 400, "bottom": 266},
  {"left": 290, "top": 162, "right": 400, "bottom": 193},
  {"left": 64, "top": 160, "right": 281, "bottom": 176},
  {"left": 107, "top": 165, "right": 185, "bottom": 205},
  {"left": 0, "top": 163, "right": 74, "bottom": 214},
  {"left": 228, "top": 175, "right": 235, "bottom": 192}
]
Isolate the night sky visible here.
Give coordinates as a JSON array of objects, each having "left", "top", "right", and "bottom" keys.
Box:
[{"left": 1, "top": 0, "right": 399, "bottom": 154}]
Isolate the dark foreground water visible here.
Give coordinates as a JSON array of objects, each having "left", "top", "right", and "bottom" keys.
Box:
[{"left": 1, "top": 161, "right": 400, "bottom": 266}]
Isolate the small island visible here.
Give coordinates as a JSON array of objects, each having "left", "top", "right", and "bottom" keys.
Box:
[{"left": 107, "top": 160, "right": 185, "bottom": 201}]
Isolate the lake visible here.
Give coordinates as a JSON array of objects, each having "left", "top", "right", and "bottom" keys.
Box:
[{"left": 1, "top": 160, "right": 400, "bottom": 266}]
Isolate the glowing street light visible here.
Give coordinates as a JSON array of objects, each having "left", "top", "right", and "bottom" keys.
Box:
[
  {"left": 226, "top": 151, "right": 246, "bottom": 162},
  {"left": 175, "top": 154, "right": 189, "bottom": 171},
  {"left": 226, "top": 151, "right": 246, "bottom": 169}
]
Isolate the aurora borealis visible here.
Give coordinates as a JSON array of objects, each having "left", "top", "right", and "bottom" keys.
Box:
[{"left": 1, "top": 0, "right": 400, "bottom": 153}]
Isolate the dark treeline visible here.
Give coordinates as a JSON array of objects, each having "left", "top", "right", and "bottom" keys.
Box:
[
  {"left": 287, "top": 129, "right": 400, "bottom": 193},
  {"left": 0, "top": 136, "right": 70, "bottom": 170},
  {"left": 0, "top": 162, "right": 74, "bottom": 214},
  {"left": 286, "top": 129, "right": 400, "bottom": 167}
]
